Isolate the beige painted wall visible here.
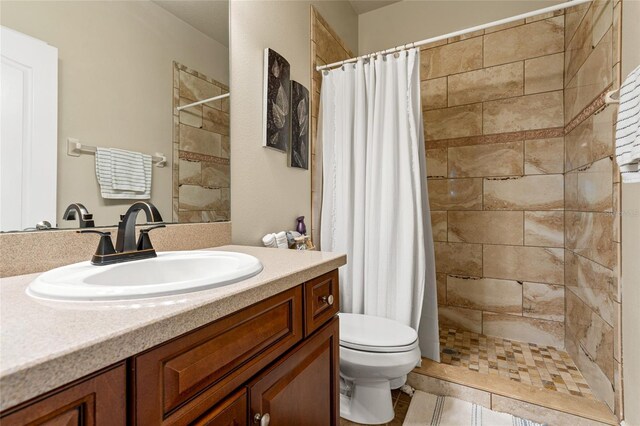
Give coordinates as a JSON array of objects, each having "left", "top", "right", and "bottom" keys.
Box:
[
  {"left": 1, "top": 1, "right": 229, "bottom": 227},
  {"left": 358, "top": 0, "right": 563, "bottom": 53},
  {"left": 621, "top": 1, "right": 640, "bottom": 423},
  {"left": 228, "top": 0, "right": 357, "bottom": 245}
]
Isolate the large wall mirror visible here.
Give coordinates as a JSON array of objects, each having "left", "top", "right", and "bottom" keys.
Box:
[{"left": 0, "top": 0, "right": 229, "bottom": 232}]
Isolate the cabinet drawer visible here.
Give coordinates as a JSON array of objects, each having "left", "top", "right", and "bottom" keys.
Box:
[
  {"left": 304, "top": 269, "right": 339, "bottom": 335},
  {"left": 193, "top": 389, "right": 247, "bottom": 426},
  {"left": 0, "top": 363, "right": 126, "bottom": 426},
  {"left": 133, "top": 286, "right": 303, "bottom": 425}
]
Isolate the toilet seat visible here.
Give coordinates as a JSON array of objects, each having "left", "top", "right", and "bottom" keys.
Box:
[{"left": 339, "top": 313, "right": 418, "bottom": 353}]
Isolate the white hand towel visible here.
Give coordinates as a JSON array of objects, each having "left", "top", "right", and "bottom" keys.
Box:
[
  {"left": 275, "top": 231, "right": 288, "bottom": 248},
  {"left": 95, "top": 148, "right": 152, "bottom": 199},
  {"left": 615, "top": 65, "right": 640, "bottom": 183},
  {"left": 262, "top": 233, "right": 278, "bottom": 248}
]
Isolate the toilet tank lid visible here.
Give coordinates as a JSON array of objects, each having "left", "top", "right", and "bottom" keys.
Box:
[{"left": 338, "top": 313, "right": 418, "bottom": 349}]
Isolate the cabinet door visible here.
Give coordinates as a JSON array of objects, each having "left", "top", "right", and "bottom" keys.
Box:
[
  {"left": 0, "top": 364, "right": 126, "bottom": 426},
  {"left": 248, "top": 317, "right": 339, "bottom": 426},
  {"left": 193, "top": 389, "right": 247, "bottom": 426}
]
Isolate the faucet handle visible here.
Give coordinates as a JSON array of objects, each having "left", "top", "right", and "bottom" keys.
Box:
[
  {"left": 137, "top": 224, "right": 166, "bottom": 251},
  {"left": 77, "top": 230, "right": 117, "bottom": 264}
]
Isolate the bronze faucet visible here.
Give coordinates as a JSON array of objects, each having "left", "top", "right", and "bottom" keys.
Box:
[
  {"left": 78, "top": 202, "right": 165, "bottom": 265},
  {"left": 62, "top": 203, "right": 95, "bottom": 228}
]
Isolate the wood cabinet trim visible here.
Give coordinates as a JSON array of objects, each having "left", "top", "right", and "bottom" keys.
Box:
[
  {"left": 303, "top": 270, "right": 340, "bottom": 336},
  {"left": 133, "top": 286, "right": 303, "bottom": 425}
]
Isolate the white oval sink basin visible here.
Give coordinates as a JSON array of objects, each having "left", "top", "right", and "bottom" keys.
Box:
[{"left": 27, "top": 251, "right": 263, "bottom": 301}]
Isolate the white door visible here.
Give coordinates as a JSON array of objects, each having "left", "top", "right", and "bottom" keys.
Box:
[{"left": 1, "top": 26, "right": 57, "bottom": 232}]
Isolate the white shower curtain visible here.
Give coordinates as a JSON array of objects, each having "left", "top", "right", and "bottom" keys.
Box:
[{"left": 319, "top": 48, "right": 440, "bottom": 361}]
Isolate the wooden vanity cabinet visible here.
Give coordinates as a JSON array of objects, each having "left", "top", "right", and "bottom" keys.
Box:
[
  {"left": 0, "top": 363, "right": 126, "bottom": 426},
  {"left": 2, "top": 270, "right": 340, "bottom": 426},
  {"left": 248, "top": 317, "right": 339, "bottom": 426}
]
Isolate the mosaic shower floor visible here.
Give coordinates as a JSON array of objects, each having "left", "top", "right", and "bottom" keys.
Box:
[{"left": 439, "top": 328, "right": 595, "bottom": 399}]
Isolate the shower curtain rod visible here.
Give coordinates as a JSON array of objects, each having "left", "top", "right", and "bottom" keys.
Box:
[{"left": 316, "top": 0, "right": 591, "bottom": 71}]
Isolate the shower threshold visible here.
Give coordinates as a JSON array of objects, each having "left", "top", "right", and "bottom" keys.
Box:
[{"left": 407, "top": 328, "right": 618, "bottom": 425}]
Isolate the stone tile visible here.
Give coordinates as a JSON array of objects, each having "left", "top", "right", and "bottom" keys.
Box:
[
  {"left": 179, "top": 70, "right": 221, "bottom": 108},
  {"left": 178, "top": 185, "right": 223, "bottom": 211},
  {"left": 447, "top": 29, "right": 484, "bottom": 43},
  {"left": 524, "top": 53, "right": 564, "bottom": 94},
  {"left": 565, "top": 107, "right": 615, "bottom": 172},
  {"left": 421, "top": 77, "right": 447, "bottom": 110},
  {"left": 437, "top": 305, "right": 483, "bottom": 334},
  {"left": 612, "top": 182, "right": 620, "bottom": 243},
  {"left": 566, "top": 290, "right": 614, "bottom": 383},
  {"left": 484, "top": 17, "right": 564, "bottom": 67},
  {"left": 565, "top": 250, "right": 615, "bottom": 326},
  {"left": 313, "top": 17, "right": 351, "bottom": 65},
  {"left": 421, "top": 37, "right": 483, "bottom": 79},
  {"left": 483, "top": 91, "right": 564, "bottom": 134},
  {"left": 448, "top": 142, "right": 524, "bottom": 178},
  {"left": 565, "top": 168, "right": 579, "bottom": 212},
  {"left": 426, "top": 148, "right": 447, "bottom": 178},
  {"left": 434, "top": 242, "right": 482, "bottom": 276},
  {"left": 524, "top": 137, "right": 564, "bottom": 175},
  {"left": 484, "top": 20, "right": 524, "bottom": 34},
  {"left": 524, "top": 211, "right": 564, "bottom": 247},
  {"left": 424, "top": 104, "right": 482, "bottom": 141},
  {"left": 178, "top": 159, "right": 201, "bottom": 185},
  {"left": 447, "top": 276, "right": 522, "bottom": 314},
  {"left": 203, "top": 106, "right": 230, "bottom": 136},
  {"left": 483, "top": 245, "right": 564, "bottom": 284},
  {"left": 448, "top": 211, "right": 523, "bottom": 245},
  {"left": 221, "top": 136, "right": 230, "bottom": 159},
  {"left": 428, "top": 178, "right": 483, "bottom": 210},
  {"left": 430, "top": 211, "right": 447, "bottom": 242},
  {"left": 178, "top": 98, "right": 203, "bottom": 128},
  {"left": 448, "top": 62, "right": 523, "bottom": 106},
  {"left": 407, "top": 373, "right": 491, "bottom": 408},
  {"left": 179, "top": 124, "right": 222, "bottom": 157},
  {"left": 201, "top": 162, "right": 230, "bottom": 189},
  {"left": 592, "top": 0, "right": 613, "bottom": 47},
  {"left": 565, "top": 28, "right": 613, "bottom": 123},
  {"left": 483, "top": 312, "right": 564, "bottom": 347},
  {"left": 564, "top": 3, "right": 595, "bottom": 83},
  {"left": 576, "top": 157, "right": 614, "bottom": 212},
  {"left": 565, "top": 211, "right": 615, "bottom": 269},
  {"left": 525, "top": 10, "right": 564, "bottom": 24},
  {"left": 523, "top": 282, "right": 564, "bottom": 321},
  {"left": 565, "top": 2, "right": 590, "bottom": 48},
  {"left": 565, "top": 332, "right": 615, "bottom": 411},
  {"left": 491, "top": 395, "right": 610, "bottom": 426},
  {"left": 612, "top": 2, "right": 621, "bottom": 66},
  {"left": 178, "top": 210, "right": 203, "bottom": 223},
  {"left": 437, "top": 273, "right": 447, "bottom": 304},
  {"left": 484, "top": 175, "right": 564, "bottom": 210}
]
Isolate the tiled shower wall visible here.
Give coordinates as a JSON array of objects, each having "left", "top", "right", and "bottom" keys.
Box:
[
  {"left": 422, "top": 13, "right": 567, "bottom": 348},
  {"left": 172, "top": 62, "right": 230, "bottom": 223},
  {"left": 563, "top": 0, "right": 622, "bottom": 415}
]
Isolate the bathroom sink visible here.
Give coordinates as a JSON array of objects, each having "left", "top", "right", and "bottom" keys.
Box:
[{"left": 26, "top": 251, "right": 263, "bottom": 301}]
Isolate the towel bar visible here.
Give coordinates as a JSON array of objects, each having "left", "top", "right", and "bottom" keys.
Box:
[{"left": 67, "top": 138, "right": 167, "bottom": 167}]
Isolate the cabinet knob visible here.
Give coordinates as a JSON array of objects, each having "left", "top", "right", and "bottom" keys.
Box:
[
  {"left": 321, "top": 294, "right": 334, "bottom": 306},
  {"left": 254, "top": 413, "right": 270, "bottom": 426}
]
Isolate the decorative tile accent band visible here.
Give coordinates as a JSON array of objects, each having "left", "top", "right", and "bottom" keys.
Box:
[
  {"left": 426, "top": 127, "right": 565, "bottom": 149},
  {"left": 564, "top": 86, "right": 612, "bottom": 135},
  {"left": 179, "top": 150, "right": 230, "bottom": 165}
]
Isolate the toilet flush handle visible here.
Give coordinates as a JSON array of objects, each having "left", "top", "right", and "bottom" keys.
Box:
[
  {"left": 254, "top": 413, "right": 270, "bottom": 426},
  {"left": 321, "top": 294, "right": 334, "bottom": 306}
]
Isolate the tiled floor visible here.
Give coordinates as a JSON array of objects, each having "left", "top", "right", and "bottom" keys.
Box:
[
  {"left": 439, "top": 328, "right": 595, "bottom": 399},
  {"left": 340, "top": 389, "right": 412, "bottom": 426}
]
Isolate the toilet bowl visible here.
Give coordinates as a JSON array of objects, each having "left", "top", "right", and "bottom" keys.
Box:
[{"left": 339, "top": 313, "right": 421, "bottom": 424}]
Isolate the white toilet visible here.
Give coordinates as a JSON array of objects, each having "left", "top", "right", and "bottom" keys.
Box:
[{"left": 339, "top": 313, "right": 421, "bottom": 424}]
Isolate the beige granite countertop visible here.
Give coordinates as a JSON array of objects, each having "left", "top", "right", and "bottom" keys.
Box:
[{"left": 0, "top": 245, "right": 346, "bottom": 411}]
